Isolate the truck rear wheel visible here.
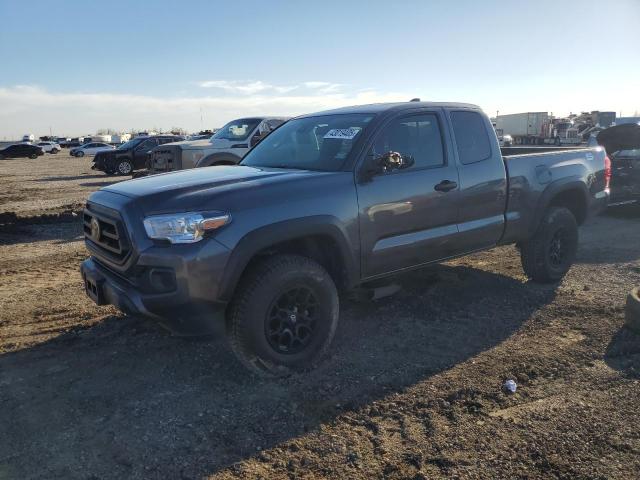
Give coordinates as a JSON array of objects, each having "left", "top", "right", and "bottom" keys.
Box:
[
  {"left": 226, "top": 254, "right": 339, "bottom": 376},
  {"left": 520, "top": 207, "right": 578, "bottom": 283}
]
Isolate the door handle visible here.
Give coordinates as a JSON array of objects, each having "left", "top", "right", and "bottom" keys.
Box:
[{"left": 434, "top": 180, "right": 457, "bottom": 192}]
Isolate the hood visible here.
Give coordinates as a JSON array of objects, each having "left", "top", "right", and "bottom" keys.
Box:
[
  {"left": 101, "top": 165, "right": 330, "bottom": 205},
  {"left": 171, "top": 137, "right": 247, "bottom": 150},
  {"left": 104, "top": 166, "right": 282, "bottom": 198},
  {"left": 596, "top": 124, "right": 640, "bottom": 155},
  {"left": 101, "top": 165, "right": 336, "bottom": 214},
  {"left": 95, "top": 149, "right": 116, "bottom": 156}
]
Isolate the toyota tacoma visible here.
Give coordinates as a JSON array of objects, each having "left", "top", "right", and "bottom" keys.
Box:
[{"left": 80, "top": 101, "right": 610, "bottom": 375}]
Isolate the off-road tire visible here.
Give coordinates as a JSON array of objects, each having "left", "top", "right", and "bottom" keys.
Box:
[
  {"left": 626, "top": 287, "right": 640, "bottom": 334},
  {"left": 116, "top": 160, "right": 133, "bottom": 176},
  {"left": 226, "top": 254, "right": 339, "bottom": 376},
  {"left": 520, "top": 207, "right": 578, "bottom": 283}
]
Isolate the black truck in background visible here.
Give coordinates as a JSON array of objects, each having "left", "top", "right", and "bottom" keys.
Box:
[
  {"left": 92, "top": 135, "right": 184, "bottom": 175},
  {"left": 80, "top": 101, "right": 609, "bottom": 375}
]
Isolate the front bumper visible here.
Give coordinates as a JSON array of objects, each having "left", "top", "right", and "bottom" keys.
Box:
[
  {"left": 92, "top": 154, "right": 110, "bottom": 171},
  {"left": 80, "top": 256, "right": 228, "bottom": 335}
]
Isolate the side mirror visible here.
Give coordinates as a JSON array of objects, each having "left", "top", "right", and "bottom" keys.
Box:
[
  {"left": 373, "top": 151, "right": 414, "bottom": 173},
  {"left": 250, "top": 133, "right": 265, "bottom": 148}
]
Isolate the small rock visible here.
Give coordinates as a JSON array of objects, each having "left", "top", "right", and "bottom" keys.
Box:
[{"left": 503, "top": 379, "right": 517, "bottom": 394}]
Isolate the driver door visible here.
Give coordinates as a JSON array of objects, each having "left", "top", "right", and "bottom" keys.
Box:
[
  {"left": 133, "top": 138, "right": 158, "bottom": 168},
  {"left": 356, "top": 111, "right": 460, "bottom": 278}
]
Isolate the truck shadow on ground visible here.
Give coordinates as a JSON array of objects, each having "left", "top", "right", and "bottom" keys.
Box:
[
  {"left": 0, "top": 264, "right": 557, "bottom": 479},
  {"left": 604, "top": 326, "right": 640, "bottom": 380},
  {"left": 0, "top": 221, "right": 83, "bottom": 246},
  {"left": 37, "top": 174, "right": 111, "bottom": 182},
  {"left": 79, "top": 181, "right": 121, "bottom": 188},
  {"left": 575, "top": 207, "right": 640, "bottom": 265}
]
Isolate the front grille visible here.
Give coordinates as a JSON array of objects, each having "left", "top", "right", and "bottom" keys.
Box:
[
  {"left": 150, "top": 146, "right": 180, "bottom": 173},
  {"left": 83, "top": 208, "right": 130, "bottom": 264}
]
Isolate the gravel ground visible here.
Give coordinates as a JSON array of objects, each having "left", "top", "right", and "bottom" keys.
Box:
[{"left": 1, "top": 153, "right": 639, "bottom": 479}]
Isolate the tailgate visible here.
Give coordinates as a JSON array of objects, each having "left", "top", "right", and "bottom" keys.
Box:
[{"left": 151, "top": 145, "right": 181, "bottom": 173}]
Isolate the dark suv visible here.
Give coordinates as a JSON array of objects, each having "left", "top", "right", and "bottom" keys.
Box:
[{"left": 92, "top": 135, "right": 184, "bottom": 175}]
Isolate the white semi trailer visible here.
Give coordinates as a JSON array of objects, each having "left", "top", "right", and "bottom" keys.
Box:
[{"left": 495, "top": 112, "right": 582, "bottom": 145}]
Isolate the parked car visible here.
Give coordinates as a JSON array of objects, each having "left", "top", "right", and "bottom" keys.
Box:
[
  {"left": 0, "top": 143, "right": 44, "bottom": 159},
  {"left": 92, "top": 135, "right": 184, "bottom": 175},
  {"left": 70, "top": 142, "right": 115, "bottom": 157},
  {"left": 37, "top": 141, "right": 61, "bottom": 154},
  {"left": 597, "top": 124, "right": 640, "bottom": 205},
  {"left": 66, "top": 137, "right": 86, "bottom": 148},
  {"left": 80, "top": 101, "right": 609, "bottom": 375},
  {"left": 148, "top": 117, "right": 287, "bottom": 173}
]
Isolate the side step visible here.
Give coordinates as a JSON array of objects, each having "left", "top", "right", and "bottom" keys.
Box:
[{"left": 348, "top": 283, "right": 402, "bottom": 302}]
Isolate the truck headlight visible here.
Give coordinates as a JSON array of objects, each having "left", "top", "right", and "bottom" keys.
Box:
[{"left": 143, "top": 212, "right": 230, "bottom": 244}]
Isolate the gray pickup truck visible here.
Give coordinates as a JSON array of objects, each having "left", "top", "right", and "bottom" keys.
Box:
[
  {"left": 149, "top": 117, "right": 287, "bottom": 173},
  {"left": 80, "top": 101, "right": 609, "bottom": 375}
]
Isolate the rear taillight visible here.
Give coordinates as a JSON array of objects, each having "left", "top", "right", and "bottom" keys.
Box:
[{"left": 604, "top": 155, "right": 612, "bottom": 192}]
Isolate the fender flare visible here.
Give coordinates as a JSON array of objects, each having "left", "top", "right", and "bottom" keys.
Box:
[
  {"left": 530, "top": 177, "right": 589, "bottom": 235},
  {"left": 218, "top": 216, "right": 359, "bottom": 301},
  {"left": 197, "top": 152, "right": 242, "bottom": 168}
]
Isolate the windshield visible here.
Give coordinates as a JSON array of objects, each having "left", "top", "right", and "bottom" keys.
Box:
[
  {"left": 212, "top": 118, "right": 262, "bottom": 141},
  {"left": 117, "top": 138, "right": 143, "bottom": 150},
  {"left": 241, "top": 114, "right": 374, "bottom": 171}
]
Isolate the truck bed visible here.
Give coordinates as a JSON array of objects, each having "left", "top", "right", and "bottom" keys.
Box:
[
  {"left": 501, "top": 145, "right": 587, "bottom": 157},
  {"left": 499, "top": 146, "right": 607, "bottom": 245}
]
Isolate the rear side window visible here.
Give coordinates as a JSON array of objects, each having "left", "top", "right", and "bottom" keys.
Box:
[{"left": 450, "top": 111, "right": 491, "bottom": 164}]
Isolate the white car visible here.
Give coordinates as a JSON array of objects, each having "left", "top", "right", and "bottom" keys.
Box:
[
  {"left": 70, "top": 142, "right": 115, "bottom": 157},
  {"left": 37, "top": 141, "right": 62, "bottom": 154}
]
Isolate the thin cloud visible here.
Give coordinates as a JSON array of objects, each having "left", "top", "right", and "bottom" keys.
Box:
[
  {"left": 197, "top": 79, "right": 345, "bottom": 95},
  {"left": 0, "top": 84, "right": 408, "bottom": 137},
  {"left": 197, "top": 80, "right": 299, "bottom": 94},
  {"left": 304, "top": 81, "right": 344, "bottom": 94}
]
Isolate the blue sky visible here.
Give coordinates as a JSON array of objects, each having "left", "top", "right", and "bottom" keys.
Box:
[{"left": 0, "top": 0, "right": 638, "bottom": 137}]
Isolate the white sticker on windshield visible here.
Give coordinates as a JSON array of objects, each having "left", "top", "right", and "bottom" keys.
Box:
[{"left": 324, "top": 128, "right": 361, "bottom": 140}]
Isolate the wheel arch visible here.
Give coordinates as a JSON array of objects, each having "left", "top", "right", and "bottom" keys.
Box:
[
  {"left": 197, "top": 152, "right": 242, "bottom": 168},
  {"left": 218, "top": 216, "right": 359, "bottom": 302},
  {"left": 532, "top": 179, "right": 589, "bottom": 233}
]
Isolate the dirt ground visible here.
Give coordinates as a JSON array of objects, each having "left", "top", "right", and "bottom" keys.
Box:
[{"left": 1, "top": 153, "right": 639, "bottom": 479}]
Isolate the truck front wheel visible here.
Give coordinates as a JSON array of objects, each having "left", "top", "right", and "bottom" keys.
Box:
[
  {"left": 226, "top": 254, "right": 339, "bottom": 376},
  {"left": 520, "top": 207, "right": 578, "bottom": 283}
]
